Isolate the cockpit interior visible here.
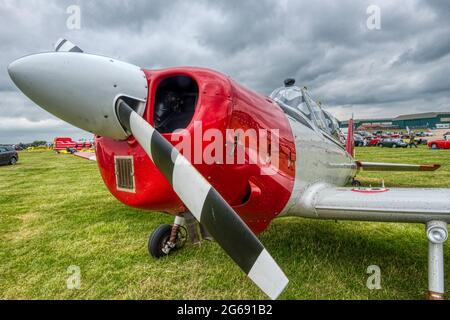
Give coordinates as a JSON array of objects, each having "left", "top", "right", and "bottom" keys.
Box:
[{"left": 153, "top": 76, "right": 199, "bottom": 134}]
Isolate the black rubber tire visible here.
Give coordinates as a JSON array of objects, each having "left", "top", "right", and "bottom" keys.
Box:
[
  {"left": 378, "top": 144, "right": 383, "bottom": 147},
  {"left": 431, "top": 144, "right": 438, "bottom": 149},
  {"left": 9, "top": 157, "right": 17, "bottom": 165},
  {"left": 148, "top": 224, "right": 172, "bottom": 258},
  {"left": 352, "top": 179, "right": 361, "bottom": 187}
]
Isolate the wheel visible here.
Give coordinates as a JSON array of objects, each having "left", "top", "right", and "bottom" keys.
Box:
[
  {"left": 9, "top": 157, "right": 17, "bottom": 165},
  {"left": 378, "top": 144, "right": 383, "bottom": 147},
  {"left": 431, "top": 144, "right": 438, "bottom": 149},
  {"left": 148, "top": 224, "right": 187, "bottom": 258},
  {"left": 148, "top": 224, "right": 172, "bottom": 258},
  {"left": 352, "top": 179, "right": 361, "bottom": 187},
  {"left": 392, "top": 144, "right": 397, "bottom": 148}
]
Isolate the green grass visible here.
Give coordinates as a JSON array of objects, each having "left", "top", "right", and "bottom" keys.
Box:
[{"left": 0, "top": 146, "right": 449, "bottom": 300}]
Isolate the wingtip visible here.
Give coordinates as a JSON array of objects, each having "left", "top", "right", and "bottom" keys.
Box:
[{"left": 419, "top": 164, "right": 441, "bottom": 171}]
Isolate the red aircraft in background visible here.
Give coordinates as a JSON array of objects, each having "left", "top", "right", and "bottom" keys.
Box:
[
  {"left": 8, "top": 39, "right": 450, "bottom": 300},
  {"left": 53, "top": 136, "right": 92, "bottom": 152}
]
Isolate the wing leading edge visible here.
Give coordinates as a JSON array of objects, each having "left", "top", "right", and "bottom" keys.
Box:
[
  {"left": 356, "top": 161, "right": 440, "bottom": 172},
  {"left": 306, "top": 184, "right": 450, "bottom": 223}
]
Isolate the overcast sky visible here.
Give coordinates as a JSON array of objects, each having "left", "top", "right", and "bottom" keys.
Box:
[{"left": 1, "top": 0, "right": 450, "bottom": 143}]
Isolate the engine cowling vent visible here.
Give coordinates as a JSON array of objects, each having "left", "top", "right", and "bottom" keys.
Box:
[{"left": 114, "top": 156, "right": 135, "bottom": 193}]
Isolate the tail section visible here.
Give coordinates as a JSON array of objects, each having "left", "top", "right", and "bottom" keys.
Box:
[{"left": 345, "top": 118, "right": 354, "bottom": 157}]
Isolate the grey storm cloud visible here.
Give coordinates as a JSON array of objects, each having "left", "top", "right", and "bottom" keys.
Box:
[{"left": 1, "top": 0, "right": 450, "bottom": 143}]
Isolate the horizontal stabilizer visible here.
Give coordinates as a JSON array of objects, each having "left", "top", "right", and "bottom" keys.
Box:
[{"left": 356, "top": 161, "right": 440, "bottom": 172}]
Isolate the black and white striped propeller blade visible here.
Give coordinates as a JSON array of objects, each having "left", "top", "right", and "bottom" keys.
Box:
[
  {"left": 54, "top": 38, "right": 83, "bottom": 53},
  {"left": 116, "top": 100, "right": 288, "bottom": 300}
]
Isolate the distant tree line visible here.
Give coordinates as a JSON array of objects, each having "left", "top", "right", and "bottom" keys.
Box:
[{"left": 13, "top": 141, "right": 51, "bottom": 150}]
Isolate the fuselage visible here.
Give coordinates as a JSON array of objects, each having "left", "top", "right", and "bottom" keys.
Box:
[
  {"left": 95, "top": 67, "right": 356, "bottom": 233},
  {"left": 281, "top": 117, "right": 356, "bottom": 217}
]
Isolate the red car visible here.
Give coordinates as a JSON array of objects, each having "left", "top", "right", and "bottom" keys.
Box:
[
  {"left": 368, "top": 138, "right": 381, "bottom": 146},
  {"left": 428, "top": 140, "right": 450, "bottom": 149}
]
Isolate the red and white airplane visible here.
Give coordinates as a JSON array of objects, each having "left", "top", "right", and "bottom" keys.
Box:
[{"left": 8, "top": 39, "right": 450, "bottom": 300}]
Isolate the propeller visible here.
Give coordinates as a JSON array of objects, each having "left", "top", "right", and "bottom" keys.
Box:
[
  {"left": 54, "top": 38, "right": 83, "bottom": 53},
  {"left": 8, "top": 39, "right": 289, "bottom": 300},
  {"left": 116, "top": 100, "right": 288, "bottom": 299}
]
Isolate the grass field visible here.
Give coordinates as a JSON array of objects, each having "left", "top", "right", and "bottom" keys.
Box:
[{"left": 1, "top": 146, "right": 449, "bottom": 300}]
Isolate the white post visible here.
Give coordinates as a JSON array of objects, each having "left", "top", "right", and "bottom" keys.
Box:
[{"left": 426, "top": 221, "right": 448, "bottom": 300}]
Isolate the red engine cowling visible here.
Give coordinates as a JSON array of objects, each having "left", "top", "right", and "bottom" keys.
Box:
[{"left": 95, "top": 67, "right": 296, "bottom": 234}]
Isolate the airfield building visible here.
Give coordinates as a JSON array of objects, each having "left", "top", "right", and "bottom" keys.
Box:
[{"left": 339, "top": 111, "right": 450, "bottom": 130}]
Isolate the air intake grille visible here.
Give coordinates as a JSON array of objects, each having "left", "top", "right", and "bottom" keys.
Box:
[{"left": 114, "top": 156, "right": 135, "bottom": 193}]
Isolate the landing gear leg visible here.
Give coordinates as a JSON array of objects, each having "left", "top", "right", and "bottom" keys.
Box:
[
  {"left": 184, "top": 212, "right": 214, "bottom": 244},
  {"left": 426, "top": 221, "right": 448, "bottom": 300},
  {"left": 167, "top": 215, "right": 186, "bottom": 249}
]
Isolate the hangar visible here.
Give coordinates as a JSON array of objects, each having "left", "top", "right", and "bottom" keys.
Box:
[{"left": 340, "top": 111, "right": 450, "bottom": 130}]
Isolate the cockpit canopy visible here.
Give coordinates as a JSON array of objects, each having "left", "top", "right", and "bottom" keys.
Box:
[{"left": 270, "top": 85, "right": 341, "bottom": 140}]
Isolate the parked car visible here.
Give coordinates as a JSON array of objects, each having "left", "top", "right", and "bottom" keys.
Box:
[
  {"left": 377, "top": 138, "right": 407, "bottom": 148},
  {"left": 443, "top": 132, "right": 450, "bottom": 141},
  {"left": 368, "top": 138, "right": 381, "bottom": 146},
  {"left": 415, "top": 138, "right": 428, "bottom": 145},
  {"left": 0, "top": 146, "right": 19, "bottom": 165},
  {"left": 428, "top": 140, "right": 450, "bottom": 149},
  {"left": 354, "top": 134, "right": 364, "bottom": 147},
  {"left": 357, "top": 131, "right": 373, "bottom": 139},
  {"left": 416, "top": 131, "right": 432, "bottom": 137}
]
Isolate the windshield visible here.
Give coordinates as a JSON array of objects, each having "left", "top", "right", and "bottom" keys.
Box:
[
  {"left": 304, "top": 93, "right": 328, "bottom": 132},
  {"left": 271, "top": 85, "right": 344, "bottom": 144},
  {"left": 323, "top": 110, "right": 341, "bottom": 136},
  {"left": 270, "top": 86, "right": 312, "bottom": 119}
]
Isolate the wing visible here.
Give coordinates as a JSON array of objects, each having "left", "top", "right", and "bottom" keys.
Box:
[
  {"left": 356, "top": 161, "right": 440, "bottom": 172},
  {"left": 73, "top": 152, "right": 96, "bottom": 162},
  {"left": 305, "top": 185, "right": 450, "bottom": 223}
]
